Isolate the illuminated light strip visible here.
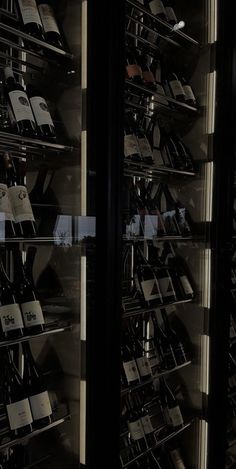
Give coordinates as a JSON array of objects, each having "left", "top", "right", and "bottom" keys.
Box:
[
  {"left": 81, "top": 255, "right": 87, "bottom": 341},
  {"left": 206, "top": 71, "right": 216, "bottom": 135},
  {"left": 200, "top": 334, "right": 210, "bottom": 395},
  {"left": 202, "top": 248, "right": 211, "bottom": 309},
  {"left": 208, "top": 0, "right": 218, "bottom": 44},
  {"left": 81, "top": 130, "right": 87, "bottom": 216},
  {"left": 80, "top": 380, "right": 86, "bottom": 465},
  {"left": 81, "top": 0, "right": 87, "bottom": 90},
  {"left": 205, "top": 162, "right": 214, "bottom": 223},
  {"left": 198, "top": 419, "right": 208, "bottom": 469}
]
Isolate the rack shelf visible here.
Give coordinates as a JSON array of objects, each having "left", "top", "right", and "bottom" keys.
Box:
[
  {"left": 0, "top": 415, "right": 71, "bottom": 451},
  {"left": 0, "top": 321, "right": 72, "bottom": 348},
  {"left": 0, "top": 131, "right": 75, "bottom": 154},
  {"left": 126, "top": 0, "right": 200, "bottom": 48},
  {"left": 122, "top": 297, "right": 193, "bottom": 317},
  {"left": 121, "top": 360, "right": 191, "bottom": 395},
  {"left": 123, "top": 235, "right": 193, "bottom": 242},
  {"left": 121, "top": 420, "right": 193, "bottom": 467},
  {"left": 124, "top": 160, "right": 196, "bottom": 178}
]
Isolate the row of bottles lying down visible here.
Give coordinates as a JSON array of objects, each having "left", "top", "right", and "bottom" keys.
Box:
[
  {"left": 127, "top": 0, "right": 181, "bottom": 29},
  {"left": 6, "top": 0, "right": 66, "bottom": 51},
  {"left": 123, "top": 242, "right": 194, "bottom": 310},
  {"left": 0, "top": 342, "right": 53, "bottom": 439},
  {"left": 121, "top": 310, "right": 189, "bottom": 387},
  {"left": 120, "top": 373, "right": 187, "bottom": 467},
  {"left": 124, "top": 112, "right": 195, "bottom": 171},
  {"left": 123, "top": 179, "right": 193, "bottom": 239}
]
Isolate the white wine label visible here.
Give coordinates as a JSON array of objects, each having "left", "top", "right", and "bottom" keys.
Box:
[
  {"left": 141, "top": 278, "right": 161, "bottom": 301},
  {"left": 128, "top": 419, "right": 145, "bottom": 440},
  {"left": 141, "top": 414, "right": 154, "bottom": 434},
  {"left": 149, "top": 0, "right": 165, "bottom": 16},
  {"left": 123, "top": 360, "right": 140, "bottom": 384},
  {"left": 7, "top": 398, "right": 33, "bottom": 430},
  {"left": 182, "top": 85, "right": 195, "bottom": 102},
  {"left": 169, "top": 80, "right": 185, "bottom": 99},
  {"left": 0, "top": 184, "right": 14, "bottom": 221},
  {"left": 21, "top": 300, "right": 45, "bottom": 327},
  {"left": 124, "top": 134, "right": 140, "bottom": 158},
  {"left": 30, "top": 96, "right": 54, "bottom": 127},
  {"left": 38, "top": 4, "right": 60, "bottom": 33},
  {"left": 136, "top": 356, "right": 152, "bottom": 377},
  {"left": 180, "top": 275, "right": 193, "bottom": 296},
  {"left": 18, "top": 0, "right": 42, "bottom": 26},
  {"left": 165, "top": 6, "right": 177, "bottom": 23},
  {"left": 168, "top": 405, "right": 184, "bottom": 427},
  {"left": 156, "top": 84, "right": 169, "bottom": 106},
  {"left": 8, "top": 185, "right": 35, "bottom": 223},
  {"left": 158, "top": 276, "right": 175, "bottom": 298},
  {"left": 29, "top": 391, "right": 52, "bottom": 420},
  {"left": 170, "top": 449, "right": 186, "bottom": 469},
  {"left": 8, "top": 91, "right": 35, "bottom": 123},
  {"left": 138, "top": 137, "right": 153, "bottom": 159},
  {"left": 0, "top": 303, "right": 23, "bottom": 332}
]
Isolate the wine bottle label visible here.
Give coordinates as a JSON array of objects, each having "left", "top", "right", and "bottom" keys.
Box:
[
  {"left": 128, "top": 419, "right": 145, "bottom": 440},
  {"left": 180, "top": 275, "right": 193, "bottom": 296},
  {"left": 149, "top": 0, "right": 165, "bottom": 16},
  {"left": 29, "top": 391, "right": 52, "bottom": 420},
  {"left": 7, "top": 398, "right": 33, "bottom": 430},
  {"left": 168, "top": 405, "right": 184, "bottom": 427},
  {"left": 141, "top": 414, "right": 154, "bottom": 434},
  {"left": 156, "top": 84, "right": 169, "bottom": 106},
  {"left": 126, "top": 64, "right": 142, "bottom": 79},
  {"left": 165, "top": 6, "right": 177, "bottom": 23},
  {"left": 0, "top": 184, "right": 14, "bottom": 221},
  {"left": 169, "top": 80, "right": 185, "bottom": 99},
  {"left": 18, "top": 0, "right": 42, "bottom": 26},
  {"left": 182, "top": 85, "right": 195, "bottom": 102},
  {"left": 141, "top": 278, "right": 161, "bottom": 301},
  {"left": 8, "top": 185, "right": 35, "bottom": 223},
  {"left": 38, "top": 4, "right": 60, "bottom": 34},
  {"left": 21, "top": 300, "right": 45, "bottom": 327},
  {"left": 0, "top": 303, "right": 23, "bottom": 332},
  {"left": 170, "top": 449, "right": 186, "bottom": 469},
  {"left": 158, "top": 276, "right": 175, "bottom": 298},
  {"left": 136, "top": 356, "right": 152, "bottom": 377},
  {"left": 30, "top": 96, "right": 54, "bottom": 127},
  {"left": 138, "top": 136, "right": 153, "bottom": 159},
  {"left": 8, "top": 91, "right": 35, "bottom": 123},
  {"left": 123, "top": 360, "right": 140, "bottom": 384},
  {"left": 143, "top": 71, "right": 155, "bottom": 84},
  {"left": 124, "top": 134, "right": 140, "bottom": 158}
]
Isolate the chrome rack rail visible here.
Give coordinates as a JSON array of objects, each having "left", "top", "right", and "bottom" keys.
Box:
[
  {"left": 124, "top": 161, "right": 196, "bottom": 178},
  {"left": 122, "top": 296, "right": 193, "bottom": 317},
  {"left": 0, "top": 322, "right": 72, "bottom": 348}
]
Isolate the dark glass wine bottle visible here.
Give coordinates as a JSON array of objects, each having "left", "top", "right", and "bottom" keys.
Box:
[
  {"left": 162, "top": 184, "right": 192, "bottom": 237},
  {"left": 181, "top": 77, "right": 196, "bottom": 107},
  {"left": 145, "top": 182, "right": 167, "bottom": 237},
  {"left": 37, "top": 0, "right": 64, "bottom": 48},
  {"left": 0, "top": 153, "right": 16, "bottom": 239},
  {"left": 2, "top": 347, "right": 33, "bottom": 437},
  {"left": 133, "top": 243, "right": 163, "bottom": 307},
  {"left": 136, "top": 116, "right": 154, "bottom": 165},
  {"left": 144, "top": 0, "right": 167, "bottom": 21},
  {"left": 5, "top": 155, "right": 37, "bottom": 238},
  {"left": 24, "top": 246, "right": 37, "bottom": 288},
  {"left": 128, "top": 318, "right": 152, "bottom": 381},
  {"left": 124, "top": 112, "right": 142, "bottom": 162},
  {"left": 148, "top": 243, "right": 176, "bottom": 303},
  {"left": 167, "top": 73, "right": 186, "bottom": 103},
  {"left": 133, "top": 391, "right": 156, "bottom": 447},
  {"left": 121, "top": 331, "right": 140, "bottom": 386},
  {"left": 126, "top": 393, "right": 148, "bottom": 454},
  {"left": 159, "top": 377, "right": 184, "bottom": 429},
  {"left": 0, "top": 256, "right": 24, "bottom": 340},
  {"left": 161, "top": 242, "right": 194, "bottom": 300},
  {"left": 151, "top": 311, "right": 176, "bottom": 369},
  {"left": 22, "top": 342, "right": 52, "bottom": 429},
  {"left": 163, "top": 0, "right": 178, "bottom": 25},
  {"left": 160, "top": 308, "right": 187, "bottom": 365},
  {"left": 138, "top": 55, "right": 156, "bottom": 91},
  {"left": 3, "top": 67, "right": 37, "bottom": 138},
  {"left": 26, "top": 84, "right": 56, "bottom": 140},
  {"left": 160, "top": 183, "right": 180, "bottom": 236},
  {"left": 126, "top": 48, "right": 143, "bottom": 84},
  {"left": 13, "top": 250, "right": 45, "bottom": 335},
  {"left": 16, "top": 0, "right": 45, "bottom": 40}
]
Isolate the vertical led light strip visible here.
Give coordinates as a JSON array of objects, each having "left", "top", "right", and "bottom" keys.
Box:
[
  {"left": 205, "top": 162, "right": 214, "bottom": 223},
  {"left": 198, "top": 420, "right": 209, "bottom": 469},
  {"left": 208, "top": 0, "right": 218, "bottom": 44},
  {"left": 202, "top": 248, "right": 212, "bottom": 309},
  {"left": 206, "top": 71, "right": 216, "bottom": 135},
  {"left": 200, "top": 334, "right": 210, "bottom": 395},
  {"left": 80, "top": 0, "right": 88, "bottom": 465}
]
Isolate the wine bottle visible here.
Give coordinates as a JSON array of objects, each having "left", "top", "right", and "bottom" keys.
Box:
[
  {"left": 121, "top": 331, "right": 140, "bottom": 386},
  {"left": 144, "top": 0, "right": 167, "bottom": 21},
  {"left": 133, "top": 243, "right": 163, "bottom": 307},
  {"left": 24, "top": 246, "right": 37, "bottom": 288},
  {"left": 160, "top": 183, "right": 180, "bottom": 236},
  {"left": 163, "top": 0, "right": 178, "bottom": 25},
  {"left": 159, "top": 377, "right": 184, "bottom": 429},
  {"left": 37, "top": 0, "right": 64, "bottom": 48},
  {"left": 126, "top": 48, "right": 143, "bottom": 85},
  {"left": 13, "top": 250, "right": 45, "bottom": 335},
  {"left": 151, "top": 311, "right": 176, "bottom": 369},
  {"left": 169, "top": 447, "right": 187, "bottom": 469},
  {"left": 16, "top": 0, "right": 45, "bottom": 41},
  {"left": 136, "top": 116, "right": 155, "bottom": 165},
  {"left": 3, "top": 68, "right": 37, "bottom": 138},
  {"left": 148, "top": 243, "right": 177, "bottom": 303},
  {"left": 167, "top": 73, "right": 186, "bottom": 103},
  {"left": 146, "top": 119, "right": 171, "bottom": 167},
  {"left": 124, "top": 112, "right": 142, "bottom": 162},
  {"left": 161, "top": 242, "right": 194, "bottom": 300},
  {"left": 162, "top": 184, "right": 192, "bottom": 237},
  {"left": 133, "top": 391, "right": 156, "bottom": 447},
  {"left": 145, "top": 182, "right": 167, "bottom": 237},
  {"left": 160, "top": 308, "right": 187, "bottom": 365},
  {"left": 139, "top": 55, "right": 156, "bottom": 91},
  {"left": 128, "top": 318, "right": 152, "bottom": 381},
  {"left": 0, "top": 154, "right": 16, "bottom": 239},
  {"left": 22, "top": 342, "right": 52, "bottom": 429},
  {"left": 149, "top": 58, "right": 169, "bottom": 107},
  {"left": 181, "top": 77, "right": 196, "bottom": 107},
  {"left": 126, "top": 393, "right": 148, "bottom": 454},
  {"left": 228, "top": 352, "right": 236, "bottom": 393},
  {"left": 0, "top": 255, "right": 24, "bottom": 340},
  {"left": 2, "top": 347, "right": 33, "bottom": 437},
  {"left": 26, "top": 84, "right": 56, "bottom": 140},
  {"left": 5, "top": 155, "right": 37, "bottom": 238}
]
